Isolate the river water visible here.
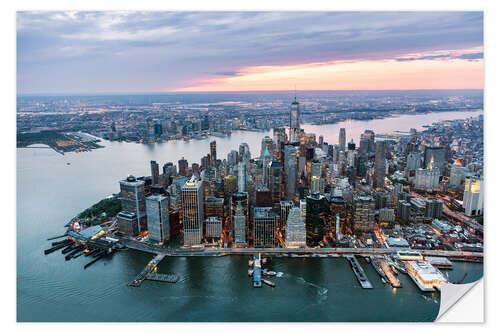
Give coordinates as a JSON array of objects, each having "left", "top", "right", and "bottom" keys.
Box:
[{"left": 17, "top": 110, "right": 483, "bottom": 322}]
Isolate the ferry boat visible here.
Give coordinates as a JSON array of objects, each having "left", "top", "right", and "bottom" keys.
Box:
[{"left": 253, "top": 254, "right": 262, "bottom": 288}]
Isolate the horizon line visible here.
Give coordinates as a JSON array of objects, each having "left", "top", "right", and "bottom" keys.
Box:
[{"left": 17, "top": 88, "right": 484, "bottom": 97}]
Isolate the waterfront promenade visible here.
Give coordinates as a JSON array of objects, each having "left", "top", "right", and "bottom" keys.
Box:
[{"left": 120, "top": 238, "right": 483, "bottom": 260}]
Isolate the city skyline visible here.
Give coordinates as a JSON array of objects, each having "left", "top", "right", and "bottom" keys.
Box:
[{"left": 17, "top": 11, "right": 483, "bottom": 94}]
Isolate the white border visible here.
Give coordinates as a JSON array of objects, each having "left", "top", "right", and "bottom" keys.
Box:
[{"left": 4, "top": 0, "right": 497, "bottom": 331}]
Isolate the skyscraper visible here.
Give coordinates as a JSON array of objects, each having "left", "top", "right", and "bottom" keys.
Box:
[
  {"left": 280, "top": 200, "right": 294, "bottom": 235},
  {"left": 261, "top": 136, "right": 274, "bottom": 160},
  {"left": 339, "top": 128, "right": 346, "bottom": 151},
  {"left": 449, "top": 159, "right": 466, "bottom": 188},
  {"left": 285, "top": 207, "right": 306, "bottom": 248},
  {"left": 374, "top": 140, "right": 386, "bottom": 189},
  {"left": 150, "top": 160, "right": 160, "bottom": 185},
  {"left": 305, "top": 192, "right": 328, "bottom": 247},
  {"left": 289, "top": 97, "right": 300, "bottom": 142},
  {"left": 463, "top": 177, "right": 483, "bottom": 216},
  {"left": 283, "top": 144, "right": 297, "bottom": 201},
  {"left": 231, "top": 192, "right": 249, "bottom": 246},
  {"left": 425, "top": 199, "right": 443, "bottom": 219},
  {"left": 268, "top": 160, "right": 283, "bottom": 204},
  {"left": 310, "top": 159, "right": 323, "bottom": 193},
  {"left": 117, "top": 175, "right": 147, "bottom": 235},
  {"left": 237, "top": 161, "right": 247, "bottom": 193},
  {"left": 146, "top": 194, "right": 170, "bottom": 243},
  {"left": 210, "top": 140, "right": 217, "bottom": 167},
  {"left": 353, "top": 196, "right": 375, "bottom": 233},
  {"left": 423, "top": 146, "right": 445, "bottom": 172},
  {"left": 415, "top": 167, "right": 440, "bottom": 191},
  {"left": 253, "top": 207, "right": 278, "bottom": 248},
  {"left": 181, "top": 177, "right": 204, "bottom": 246},
  {"left": 178, "top": 157, "right": 188, "bottom": 176}
]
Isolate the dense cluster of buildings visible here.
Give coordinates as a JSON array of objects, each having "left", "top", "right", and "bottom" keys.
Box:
[
  {"left": 17, "top": 92, "right": 483, "bottom": 145},
  {"left": 112, "top": 97, "right": 483, "bottom": 252}
]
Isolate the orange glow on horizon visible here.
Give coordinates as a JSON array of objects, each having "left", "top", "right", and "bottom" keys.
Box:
[{"left": 175, "top": 56, "right": 483, "bottom": 92}]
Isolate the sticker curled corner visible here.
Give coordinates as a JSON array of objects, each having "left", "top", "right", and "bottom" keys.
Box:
[{"left": 436, "top": 279, "right": 483, "bottom": 322}]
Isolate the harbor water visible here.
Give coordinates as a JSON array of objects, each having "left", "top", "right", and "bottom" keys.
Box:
[{"left": 17, "top": 110, "right": 483, "bottom": 322}]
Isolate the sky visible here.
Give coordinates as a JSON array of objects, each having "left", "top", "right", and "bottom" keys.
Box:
[{"left": 17, "top": 11, "right": 484, "bottom": 94}]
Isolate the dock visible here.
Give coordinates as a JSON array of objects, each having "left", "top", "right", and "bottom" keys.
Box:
[
  {"left": 345, "top": 255, "right": 373, "bottom": 289},
  {"left": 146, "top": 273, "right": 179, "bottom": 283},
  {"left": 128, "top": 253, "right": 168, "bottom": 287},
  {"left": 379, "top": 258, "right": 402, "bottom": 288}
]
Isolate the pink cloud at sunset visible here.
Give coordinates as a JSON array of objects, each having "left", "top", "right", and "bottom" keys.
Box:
[{"left": 176, "top": 50, "right": 483, "bottom": 92}]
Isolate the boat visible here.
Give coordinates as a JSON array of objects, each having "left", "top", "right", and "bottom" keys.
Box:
[
  {"left": 248, "top": 269, "right": 254, "bottom": 276},
  {"left": 263, "top": 279, "right": 275, "bottom": 287},
  {"left": 365, "top": 257, "right": 371, "bottom": 263},
  {"left": 276, "top": 272, "right": 284, "bottom": 278},
  {"left": 381, "top": 277, "right": 387, "bottom": 284},
  {"left": 248, "top": 260, "right": 254, "bottom": 267}
]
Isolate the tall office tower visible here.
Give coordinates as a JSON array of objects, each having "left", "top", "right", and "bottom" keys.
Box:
[
  {"left": 360, "top": 130, "right": 375, "bottom": 153},
  {"left": 224, "top": 175, "right": 237, "bottom": 200},
  {"left": 239, "top": 142, "right": 251, "bottom": 163},
  {"left": 359, "top": 138, "right": 370, "bottom": 156},
  {"left": 374, "top": 140, "right": 387, "bottom": 189},
  {"left": 146, "top": 194, "right": 170, "bottom": 243},
  {"left": 205, "top": 216, "right": 222, "bottom": 240},
  {"left": 305, "top": 192, "right": 328, "bottom": 247},
  {"left": 463, "top": 177, "right": 483, "bottom": 216},
  {"left": 289, "top": 96, "right": 300, "bottom": 142},
  {"left": 280, "top": 201, "right": 294, "bottom": 236},
  {"left": 268, "top": 160, "right": 283, "bottom": 204},
  {"left": 330, "top": 196, "right": 347, "bottom": 236},
  {"left": 347, "top": 139, "right": 356, "bottom": 151},
  {"left": 318, "top": 135, "right": 324, "bottom": 146},
  {"left": 353, "top": 196, "right": 375, "bottom": 233},
  {"left": 310, "top": 159, "right": 323, "bottom": 193},
  {"left": 204, "top": 196, "right": 224, "bottom": 219},
  {"left": 406, "top": 152, "right": 421, "bottom": 173},
  {"left": 210, "top": 140, "right": 217, "bottom": 167},
  {"left": 415, "top": 167, "right": 440, "bottom": 191},
  {"left": 150, "top": 160, "right": 160, "bottom": 185},
  {"left": 425, "top": 199, "right": 443, "bottom": 219},
  {"left": 162, "top": 162, "right": 176, "bottom": 187},
  {"left": 273, "top": 127, "right": 287, "bottom": 145},
  {"left": 178, "top": 157, "right": 189, "bottom": 176},
  {"left": 202, "top": 115, "right": 210, "bottom": 130},
  {"left": 397, "top": 200, "right": 411, "bottom": 222},
  {"left": 300, "top": 199, "right": 307, "bottom": 218},
  {"left": 181, "top": 177, "right": 204, "bottom": 246},
  {"left": 117, "top": 175, "right": 147, "bottom": 235},
  {"left": 339, "top": 128, "right": 346, "bottom": 151},
  {"left": 237, "top": 161, "right": 247, "bottom": 192},
  {"left": 378, "top": 208, "right": 395, "bottom": 223},
  {"left": 262, "top": 146, "right": 271, "bottom": 185},
  {"left": 285, "top": 207, "right": 306, "bottom": 248},
  {"left": 283, "top": 144, "right": 297, "bottom": 201},
  {"left": 261, "top": 136, "right": 274, "bottom": 160},
  {"left": 253, "top": 207, "right": 278, "bottom": 248},
  {"left": 423, "top": 146, "right": 445, "bottom": 172},
  {"left": 227, "top": 150, "right": 239, "bottom": 165},
  {"left": 231, "top": 192, "right": 249, "bottom": 246},
  {"left": 255, "top": 185, "right": 273, "bottom": 207},
  {"left": 331, "top": 144, "right": 339, "bottom": 163},
  {"left": 449, "top": 159, "right": 466, "bottom": 188}
]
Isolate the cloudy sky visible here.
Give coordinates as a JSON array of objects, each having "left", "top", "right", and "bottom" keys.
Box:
[{"left": 17, "top": 11, "right": 483, "bottom": 94}]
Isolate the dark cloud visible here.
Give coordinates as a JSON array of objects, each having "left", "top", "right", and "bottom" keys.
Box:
[{"left": 17, "top": 11, "right": 484, "bottom": 94}]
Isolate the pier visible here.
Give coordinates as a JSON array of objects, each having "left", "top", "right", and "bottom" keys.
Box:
[
  {"left": 345, "top": 255, "right": 373, "bottom": 289},
  {"left": 128, "top": 253, "right": 168, "bottom": 287}
]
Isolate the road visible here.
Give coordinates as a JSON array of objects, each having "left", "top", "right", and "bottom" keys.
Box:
[{"left": 121, "top": 238, "right": 482, "bottom": 260}]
